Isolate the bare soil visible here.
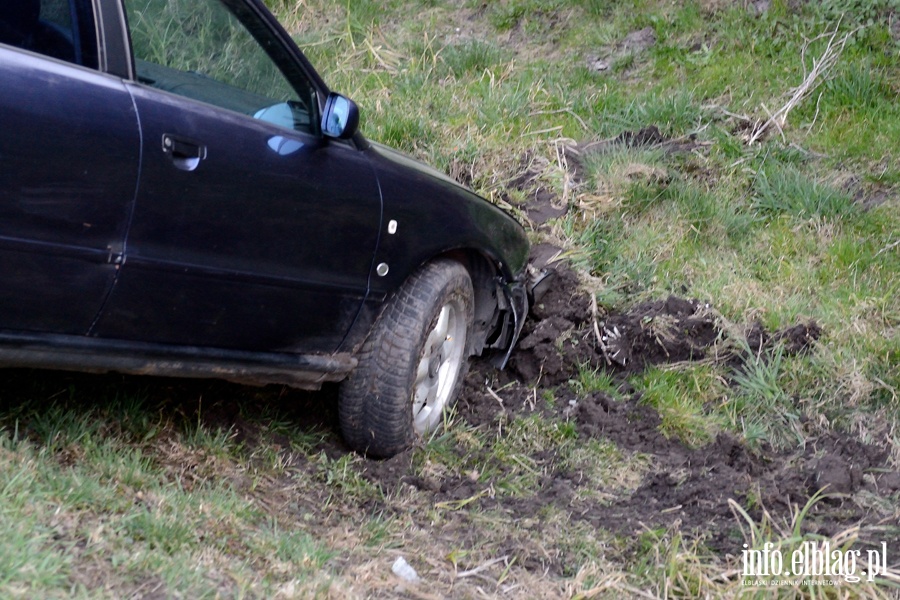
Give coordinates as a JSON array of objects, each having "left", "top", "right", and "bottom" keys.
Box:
[
  {"left": 302, "top": 244, "right": 894, "bottom": 576},
  {"left": 448, "top": 255, "right": 898, "bottom": 556}
]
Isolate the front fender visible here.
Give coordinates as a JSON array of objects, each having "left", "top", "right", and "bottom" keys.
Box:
[{"left": 362, "top": 142, "right": 529, "bottom": 295}]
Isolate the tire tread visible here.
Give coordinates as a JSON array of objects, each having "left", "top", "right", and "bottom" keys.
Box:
[{"left": 339, "top": 259, "right": 473, "bottom": 457}]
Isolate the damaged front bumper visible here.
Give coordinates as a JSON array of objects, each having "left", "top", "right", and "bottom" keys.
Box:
[
  {"left": 487, "top": 263, "right": 557, "bottom": 369},
  {"left": 490, "top": 278, "right": 528, "bottom": 369}
]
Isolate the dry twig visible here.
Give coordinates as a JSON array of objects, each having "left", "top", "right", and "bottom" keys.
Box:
[
  {"left": 875, "top": 238, "right": 900, "bottom": 257},
  {"left": 746, "top": 20, "right": 858, "bottom": 145},
  {"left": 590, "top": 294, "right": 611, "bottom": 366}
]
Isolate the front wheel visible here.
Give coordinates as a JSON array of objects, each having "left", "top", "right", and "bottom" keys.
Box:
[{"left": 339, "top": 259, "right": 474, "bottom": 458}]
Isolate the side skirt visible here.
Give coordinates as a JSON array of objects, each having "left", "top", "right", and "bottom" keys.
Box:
[{"left": 0, "top": 331, "right": 357, "bottom": 389}]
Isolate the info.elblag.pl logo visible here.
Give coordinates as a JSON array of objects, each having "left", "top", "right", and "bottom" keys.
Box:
[{"left": 741, "top": 541, "right": 891, "bottom": 586}]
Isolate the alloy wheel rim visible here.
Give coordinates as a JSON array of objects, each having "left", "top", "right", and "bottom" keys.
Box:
[{"left": 412, "top": 300, "right": 466, "bottom": 435}]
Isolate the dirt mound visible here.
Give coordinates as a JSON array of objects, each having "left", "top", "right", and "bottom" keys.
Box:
[
  {"left": 746, "top": 320, "right": 824, "bottom": 355},
  {"left": 509, "top": 258, "right": 724, "bottom": 383},
  {"left": 437, "top": 248, "right": 899, "bottom": 558},
  {"left": 598, "top": 295, "right": 721, "bottom": 372},
  {"left": 508, "top": 264, "right": 593, "bottom": 386},
  {"left": 574, "top": 392, "right": 682, "bottom": 455},
  {"left": 509, "top": 254, "right": 823, "bottom": 385},
  {"left": 616, "top": 124, "right": 667, "bottom": 146}
]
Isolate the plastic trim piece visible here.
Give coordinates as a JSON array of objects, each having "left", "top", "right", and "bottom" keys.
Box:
[{"left": 492, "top": 279, "right": 528, "bottom": 369}]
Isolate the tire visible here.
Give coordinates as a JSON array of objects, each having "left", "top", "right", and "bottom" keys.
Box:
[{"left": 339, "top": 259, "right": 474, "bottom": 458}]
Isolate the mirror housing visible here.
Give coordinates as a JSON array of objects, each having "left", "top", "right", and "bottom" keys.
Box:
[{"left": 321, "top": 93, "right": 359, "bottom": 140}]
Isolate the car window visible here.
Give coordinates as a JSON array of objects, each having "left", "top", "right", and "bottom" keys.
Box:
[
  {"left": 0, "top": 0, "right": 97, "bottom": 67},
  {"left": 124, "top": 0, "right": 319, "bottom": 135}
]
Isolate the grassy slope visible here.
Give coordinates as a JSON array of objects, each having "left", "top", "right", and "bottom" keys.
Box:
[
  {"left": 0, "top": 0, "right": 897, "bottom": 598},
  {"left": 282, "top": 0, "right": 899, "bottom": 450}
]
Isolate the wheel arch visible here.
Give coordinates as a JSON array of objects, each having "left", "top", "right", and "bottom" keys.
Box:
[{"left": 432, "top": 248, "right": 523, "bottom": 362}]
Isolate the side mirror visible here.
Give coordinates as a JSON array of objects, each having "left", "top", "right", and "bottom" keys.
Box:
[{"left": 321, "top": 93, "right": 359, "bottom": 140}]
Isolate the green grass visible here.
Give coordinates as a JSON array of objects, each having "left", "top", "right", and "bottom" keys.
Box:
[
  {"left": 0, "top": 375, "right": 352, "bottom": 597},
  {"left": 752, "top": 164, "right": 857, "bottom": 219},
  {"left": 259, "top": 3, "right": 900, "bottom": 591},
  {"left": 631, "top": 365, "right": 725, "bottom": 447},
  {"left": 728, "top": 342, "right": 802, "bottom": 448},
  {"left": 2, "top": 0, "right": 900, "bottom": 596}
]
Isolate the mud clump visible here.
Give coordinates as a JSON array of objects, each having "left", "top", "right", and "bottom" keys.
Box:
[
  {"left": 804, "top": 434, "right": 890, "bottom": 496},
  {"left": 599, "top": 295, "right": 721, "bottom": 372},
  {"left": 745, "top": 320, "right": 823, "bottom": 355},
  {"left": 575, "top": 392, "right": 681, "bottom": 456},
  {"left": 774, "top": 321, "right": 823, "bottom": 353},
  {"left": 508, "top": 258, "right": 725, "bottom": 384},
  {"left": 509, "top": 265, "right": 593, "bottom": 386},
  {"left": 509, "top": 252, "right": 823, "bottom": 385},
  {"left": 615, "top": 124, "right": 667, "bottom": 147}
]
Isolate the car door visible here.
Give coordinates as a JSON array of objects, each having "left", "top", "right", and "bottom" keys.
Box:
[
  {"left": 91, "top": 0, "right": 381, "bottom": 353},
  {"left": 0, "top": 0, "right": 139, "bottom": 335}
]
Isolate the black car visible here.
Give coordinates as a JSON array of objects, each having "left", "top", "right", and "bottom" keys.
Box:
[{"left": 0, "top": 0, "right": 530, "bottom": 457}]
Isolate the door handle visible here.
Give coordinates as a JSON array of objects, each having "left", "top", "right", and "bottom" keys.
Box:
[{"left": 162, "top": 134, "right": 206, "bottom": 172}]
